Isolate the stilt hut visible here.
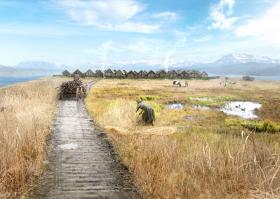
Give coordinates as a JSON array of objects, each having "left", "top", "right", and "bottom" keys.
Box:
[
  {"left": 127, "top": 71, "right": 136, "bottom": 78},
  {"left": 158, "top": 70, "right": 167, "bottom": 78},
  {"left": 72, "top": 69, "right": 84, "bottom": 78},
  {"left": 84, "top": 69, "right": 94, "bottom": 77},
  {"left": 62, "top": 70, "right": 71, "bottom": 77},
  {"left": 115, "top": 70, "right": 125, "bottom": 78},
  {"left": 167, "top": 70, "right": 177, "bottom": 79},
  {"left": 104, "top": 69, "right": 114, "bottom": 78},
  {"left": 95, "top": 70, "right": 104, "bottom": 78},
  {"left": 201, "top": 72, "right": 208, "bottom": 78},
  {"left": 138, "top": 70, "right": 145, "bottom": 78},
  {"left": 122, "top": 70, "right": 128, "bottom": 78},
  {"left": 147, "top": 70, "right": 156, "bottom": 78}
]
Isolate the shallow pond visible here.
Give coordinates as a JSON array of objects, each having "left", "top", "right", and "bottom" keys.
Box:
[
  {"left": 192, "top": 105, "right": 211, "bottom": 110},
  {"left": 220, "top": 101, "right": 262, "bottom": 119},
  {"left": 168, "top": 103, "right": 184, "bottom": 110}
]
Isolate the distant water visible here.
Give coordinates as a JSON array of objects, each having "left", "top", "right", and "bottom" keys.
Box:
[
  {"left": 0, "top": 76, "right": 41, "bottom": 87},
  {"left": 208, "top": 74, "right": 280, "bottom": 81}
]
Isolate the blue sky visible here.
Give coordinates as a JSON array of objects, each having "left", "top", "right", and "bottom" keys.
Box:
[{"left": 0, "top": 0, "right": 279, "bottom": 66}]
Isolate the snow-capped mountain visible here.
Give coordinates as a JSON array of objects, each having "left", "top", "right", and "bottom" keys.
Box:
[
  {"left": 173, "top": 53, "right": 280, "bottom": 76},
  {"left": 215, "top": 53, "right": 280, "bottom": 65},
  {"left": 1, "top": 53, "right": 280, "bottom": 77}
]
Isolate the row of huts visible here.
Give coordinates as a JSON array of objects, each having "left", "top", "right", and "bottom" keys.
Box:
[{"left": 62, "top": 69, "right": 208, "bottom": 79}]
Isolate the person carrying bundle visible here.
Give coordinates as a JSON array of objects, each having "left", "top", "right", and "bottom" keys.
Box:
[{"left": 136, "top": 100, "right": 155, "bottom": 125}]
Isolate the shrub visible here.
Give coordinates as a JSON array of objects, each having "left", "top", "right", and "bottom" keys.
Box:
[
  {"left": 139, "top": 95, "right": 160, "bottom": 101},
  {"left": 242, "top": 76, "right": 255, "bottom": 81},
  {"left": 225, "top": 118, "right": 280, "bottom": 133}
]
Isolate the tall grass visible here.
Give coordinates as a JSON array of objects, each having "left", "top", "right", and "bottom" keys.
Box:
[
  {"left": 0, "top": 79, "right": 59, "bottom": 198},
  {"left": 86, "top": 79, "right": 280, "bottom": 199}
]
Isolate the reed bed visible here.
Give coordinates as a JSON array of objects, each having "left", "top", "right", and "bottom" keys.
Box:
[
  {"left": 0, "top": 78, "right": 60, "bottom": 198},
  {"left": 86, "top": 79, "right": 280, "bottom": 199}
]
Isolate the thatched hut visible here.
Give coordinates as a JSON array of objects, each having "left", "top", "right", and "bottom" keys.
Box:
[
  {"left": 137, "top": 70, "right": 144, "bottom": 78},
  {"left": 190, "top": 70, "right": 200, "bottom": 78},
  {"left": 62, "top": 70, "right": 71, "bottom": 77},
  {"left": 158, "top": 70, "right": 167, "bottom": 78},
  {"left": 178, "top": 70, "right": 187, "bottom": 78},
  {"left": 147, "top": 70, "right": 156, "bottom": 78},
  {"left": 137, "top": 70, "right": 142, "bottom": 78},
  {"left": 201, "top": 72, "right": 208, "bottom": 78},
  {"left": 104, "top": 69, "right": 114, "bottom": 78},
  {"left": 94, "top": 70, "right": 103, "bottom": 78},
  {"left": 115, "top": 70, "right": 125, "bottom": 78},
  {"left": 127, "top": 71, "right": 136, "bottom": 78},
  {"left": 167, "top": 70, "right": 177, "bottom": 79},
  {"left": 72, "top": 69, "right": 84, "bottom": 77},
  {"left": 143, "top": 71, "right": 148, "bottom": 78},
  {"left": 84, "top": 69, "right": 94, "bottom": 77},
  {"left": 122, "top": 70, "right": 128, "bottom": 77}
]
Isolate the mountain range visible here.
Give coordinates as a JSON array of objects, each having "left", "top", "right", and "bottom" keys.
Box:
[
  {"left": 1, "top": 53, "right": 280, "bottom": 77},
  {"left": 175, "top": 53, "right": 280, "bottom": 76},
  {"left": 0, "top": 61, "right": 62, "bottom": 77}
]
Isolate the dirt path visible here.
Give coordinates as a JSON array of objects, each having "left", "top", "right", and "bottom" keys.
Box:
[{"left": 30, "top": 99, "right": 141, "bottom": 198}]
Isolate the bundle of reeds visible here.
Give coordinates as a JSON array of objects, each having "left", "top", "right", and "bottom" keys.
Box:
[{"left": 59, "top": 79, "right": 85, "bottom": 99}]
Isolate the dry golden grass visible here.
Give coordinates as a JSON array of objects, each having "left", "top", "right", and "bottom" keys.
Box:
[
  {"left": 0, "top": 78, "right": 62, "bottom": 198},
  {"left": 86, "top": 78, "right": 280, "bottom": 199}
]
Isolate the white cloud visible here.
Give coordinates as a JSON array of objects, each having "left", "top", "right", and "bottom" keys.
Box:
[
  {"left": 56, "top": 0, "right": 175, "bottom": 33},
  {"left": 194, "top": 35, "right": 212, "bottom": 42},
  {"left": 209, "top": 0, "right": 238, "bottom": 30},
  {"left": 152, "top": 12, "right": 178, "bottom": 20},
  {"left": 236, "top": 1, "right": 280, "bottom": 44}
]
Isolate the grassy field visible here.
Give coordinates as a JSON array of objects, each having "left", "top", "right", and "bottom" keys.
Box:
[
  {"left": 86, "top": 78, "right": 280, "bottom": 199},
  {"left": 0, "top": 78, "right": 64, "bottom": 198}
]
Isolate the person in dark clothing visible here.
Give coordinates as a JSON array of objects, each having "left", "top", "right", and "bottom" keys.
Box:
[{"left": 136, "top": 100, "right": 155, "bottom": 125}]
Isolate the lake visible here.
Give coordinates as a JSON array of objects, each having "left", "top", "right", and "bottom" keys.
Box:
[
  {"left": 208, "top": 74, "right": 280, "bottom": 81},
  {"left": 0, "top": 76, "right": 42, "bottom": 87}
]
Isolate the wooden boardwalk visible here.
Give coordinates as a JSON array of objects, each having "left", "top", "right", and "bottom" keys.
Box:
[{"left": 30, "top": 100, "right": 141, "bottom": 198}]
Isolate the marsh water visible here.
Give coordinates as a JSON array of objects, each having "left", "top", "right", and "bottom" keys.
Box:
[
  {"left": 169, "top": 99, "right": 261, "bottom": 120},
  {"left": 168, "top": 103, "right": 184, "bottom": 110},
  {"left": 0, "top": 76, "right": 41, "bottom": 87},
  {"left": 220, "top": 101, "right": 262, "bottom": 119}
]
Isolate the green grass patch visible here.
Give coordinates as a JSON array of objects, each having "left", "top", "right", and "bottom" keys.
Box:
[
  {"left": 148, "top": 101, "right": 165, "bottom": 113},
  {"left": 138, "top": 95, "right": 160, "bottom": 101},
  {"left": 188, "top": 96, "right": 235, "bottom": 107},
  {"left": 225, "top": 118, "right": 280, "bottom": 133}
]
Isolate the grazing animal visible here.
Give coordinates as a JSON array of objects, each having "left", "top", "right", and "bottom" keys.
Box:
[
  {"left": 136, "top": 100, "right": 155, "bottom": 125},
  {"left": 173, "top": 81, "right": 182, "bottom": 87}
]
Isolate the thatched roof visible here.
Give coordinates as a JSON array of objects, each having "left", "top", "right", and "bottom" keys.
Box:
[
  {"left": 201, "top": 72, "right": 208, "bottom": 77},
  {"left": 127, "top": 70, "right": 136, "bottom": 75},
  {"left": 115, "top": 70, "right": 124, "bottom": 75},
  {"left": 73, "top": 69, "right": 84, "bottom": 77},
  {"left": 105, "top": 69, "right": 113, "bottom": 73},
  {"left": 95, "top": 70, "right": 103, "bottom": 74},
  {"left": 85, "top": 69, "right": 94, "bottom": 74},
  {"left": 157, "top": 70, "right": 166, "bottom": 74},
  {"left": 62, "top": 70, "right": 71, "bottom": 76},
  {"left": 147, "top": 70, "right": 156, "bottom": 74}
]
